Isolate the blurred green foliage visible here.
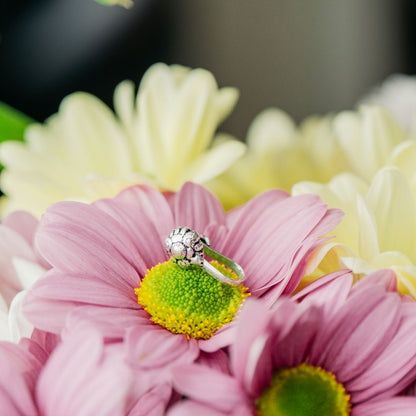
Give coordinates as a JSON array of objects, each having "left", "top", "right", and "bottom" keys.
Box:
[
  {"left": 0, "top": 102, "right": 33, "bottom": 144},
  {"left": 93, "top": 0, "right": 133, "bottom": 8}
]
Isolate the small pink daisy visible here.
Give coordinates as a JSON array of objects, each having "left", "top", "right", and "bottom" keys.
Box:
[
  {"left": 0, "top": 319, "right": 182, "bottom": 416},
  {"left": 0, "top": 326, "right": 133, "bottom": 415},
  {"left": 24, "top": 182, "right": 341, "bottom": 353},
  {"left": 170, "top": 270, "right": 416, "bottom": 415}
]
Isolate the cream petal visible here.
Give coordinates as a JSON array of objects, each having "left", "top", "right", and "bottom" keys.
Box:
[
  {"left": 246, "top": 108, "right": 298, "bottom": 153},
  {"left": 0, "top": 142, "right": 79, "bottom": 191},
  {"left": 292, "top": 178, "right": 360, "bottom": 251},
  {"left": 305, "top": 243, "right": 355, "bottom": 276},
  {"left": 0, "top": 171, "right": 69, "bottom": 217},
  {"left": 392, "top": 266, "right": 416, "bottom": 298},
  {"left": 135, "top": 64, "right": 237, "bottom": 185},
  {"left": 291, "top": 181, "right": 339, "bottom": 205},
  {"left": 170, "top": 64, "right": 192, "bottom": 84},
  {"left": 334, "top": 106, "right": 406, "bottom": 180},
  {"left": 214, "top": 87, "right": 239, "bottom": 126},
  {"left": 356, "top": 194, "right": 380, "bottom": 262},
  {"left": 165, "top": 68, "right": 218, "bottom": 161},
  {"left": 334, "top": 110, "right": 364, "bottom": 175},
  {"left": 389, "top": 140, "right": 416, "bottom": 178},
  {"left": 300, "top": 115, "right": 348, "bottom": 182},
  {"left": 371, "top": 251, "right": 414, "bottom": 268},
  {"left": 80, "top": 174, "right": 152, "bottom": 200},
  {"left": 327, "top": 172, "right": 368, "bottom": 204},
  {"left": 366, "top": 167, "right": 416, "bottom": 259},
  {"left": 360, "top": 106, "right": 406, "bottom": 171},
  {"left": 181, "top": 136, "right": 246, "bottom": 188},
  {"left": 59, "top": 93, "right": 133, "bottom": 174},
  {"left": 113, "top": 79, "right": 136, "bottom": 135}
]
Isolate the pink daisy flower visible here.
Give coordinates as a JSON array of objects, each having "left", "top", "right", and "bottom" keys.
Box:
[
  {"left": 0, "top": 326, "right": 133, "bottom": 416},
  {"left": 0, "top": 319, "right": 180, "bottom": 416},
  {"left": 24, "top": 182, "right": 341, "bottom": 353},
  {"left": 170, "top": 270, "right": 416, "bottom": 415}
]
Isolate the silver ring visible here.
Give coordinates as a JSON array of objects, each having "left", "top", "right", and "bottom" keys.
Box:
[{"left": 165, "top": 227, "right": 245, "bottom": 285}]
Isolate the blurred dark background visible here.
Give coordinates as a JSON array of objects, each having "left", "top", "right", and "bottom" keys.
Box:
[{"left": 0, "top": 0, "right": 414, "bottom": 138}]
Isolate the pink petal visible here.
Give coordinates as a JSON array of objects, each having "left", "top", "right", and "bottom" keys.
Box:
[
  {"left": 348, "top": 302, "right": 416, "bottom": 401},
  {"left": 127, "top": 383, "right": 172, "bottom": 416},
  {"left": 293, "top": 269, "right": 352, "bottom": 302},
  {"left": 125, "top": 324, "right": 199, "bottom": 370},
  {"left": 2, "top": 211, "right": 38, "bottom": 248},
  {"left": 272, "top": 304, "right": 322, "bottom": 369},
  {"left": 316, "top": 289, "right": 402, "bottom": 383},
  {"left": 37, "top": 327, "right": 132, "bottom": 416},
  {"left": 167, "top": 400, "right": 227, "bottom": 416},
  {"left": 65, "top": 305, "right": 148, "bottom": 340},
  {"left": 354, "top": 397, "right": 416, "bottom": 416},
  {"left": 172, "top": 364, "right": 247, "bottom": 413},
  {"left": 352, "top": 268, "right": 398, "bottom": 293},
  {"left": 293, "top": 270, "right": 353, "bottom": 315},
  {"left": 172, "top": 183, "right": 226, "bottom": 234},
  {"left": 198, "top": 324, "right": 236, "bottom": 353},
  {"left": 225, "top": 189, "right": 289, "bottom": 230},
  {"left": 106, "top": 185, "right": 174, "bottom": 238},
  {"left": 221, "top": 193, "right": 342, "bottom": 294},
  {"left": 231, "top": 298, "right": 276, "bottom": 396},
  {"left": 196, "top": 350, "right": 230, "bottom": 374},
  {"left": 28, "top": 329, "right": 60, "bottom": 357},
  {"left": 23, "top": 291, "right": 81, "bottom": 334},
  {"left": 31, "top": 271, "right": 138, "bottom": 308},
  {"left": 36, "top": 201, "right": 163, "bottom": 288},
  {"left": 0, "top": 341, "right": 40, "bottom": 415}
]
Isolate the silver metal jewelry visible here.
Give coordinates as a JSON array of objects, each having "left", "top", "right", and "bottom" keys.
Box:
[{"left": 165, "top": 227, "right": 245, "bottom": 285}]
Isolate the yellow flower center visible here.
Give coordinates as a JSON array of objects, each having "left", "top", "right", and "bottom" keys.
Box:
[
  {"left": 256, "top": 363, "right": 351, "bottom": 416},
  {"left": 135, "top": 259, "right": 250, "bottom": 340}
]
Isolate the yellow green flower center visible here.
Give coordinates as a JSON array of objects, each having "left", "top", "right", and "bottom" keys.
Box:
[
  {"left": 256, "top": 363, "right": 351, "bottom": 416},
  {"left": 135, "top": 259, "right": 250, "bottom": 340}
]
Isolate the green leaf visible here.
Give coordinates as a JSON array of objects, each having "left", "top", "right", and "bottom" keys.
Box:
[
  {"left": 0, "top": 102, "right": 34, "bottom": 143},
  {"left": 93, "top": 0, "right": 134, "bottom": 8}
]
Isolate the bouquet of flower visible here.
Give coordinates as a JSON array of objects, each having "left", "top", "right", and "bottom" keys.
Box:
[{"left": 1, "top": 61, "right": 416, "bottom": 415}]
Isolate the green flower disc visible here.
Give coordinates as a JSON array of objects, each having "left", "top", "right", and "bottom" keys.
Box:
[
  {"left": 256, "top": 363, "right": 351, "bottom": 416},
  {"left": 135, "top": 259, "right": 250, "bottom": 340}
]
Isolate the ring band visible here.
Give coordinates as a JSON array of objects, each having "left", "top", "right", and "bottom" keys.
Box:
[{"left": 165, "top": 227, "right": 245, "bottom": 285}]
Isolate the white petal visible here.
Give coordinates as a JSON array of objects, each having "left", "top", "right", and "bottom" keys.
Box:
[
  {"left": 13, "top": 257, "right": 46, "bottom": 290},
  {"left": 0, "top": 295, "right": 8, "bottom": 314},
  {"left": 341, "top": 256, "right": 375, "bottom": 275},
  {"left": 8, "top": 291, "right": 33, "bottom": 342},
  {"left": 0, "top": 310, "right": 11, "bottom": 342}
]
